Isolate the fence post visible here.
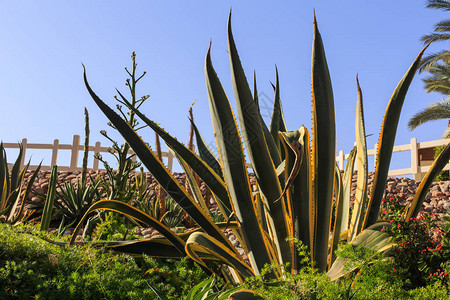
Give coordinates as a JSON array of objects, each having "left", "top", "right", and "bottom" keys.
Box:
[
  {"left": 69, "top": 135, "right": 80, "bottom": 171},
  {"left": 93, "top": 141, "right": 101, "bottom": 170},
  {"left": 20, "top": 138, "right": 27, "bottom": 170},
  {"left": 167, "top": 150, "right": 174, "bottom": 172},
  {"left": 51, "top": 139, "right": 59, "bottom": 167},
  {"left": 373, "top": 143, "right": 378, "bottom": 170},
  {"left": 338, "top": 150, "right": 344, "bottom": 170},
  {"left": 410, "top": 138, "right": 418, "bottom": 178}
]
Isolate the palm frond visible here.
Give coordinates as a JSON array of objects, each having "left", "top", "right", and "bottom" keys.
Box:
[
  {"left": 419, "top": 50, "right": 450, "bottom": 72},
  {"left": 442, "top": 123, "right": 450, "bottom": 138},
  {"left": 423, "top": 63, "right": 450, "bottom": 94},
  {"left": 434, "top": 19, "right": 450, "bottom": 32},
  {"left": 421, "top": 32, "right": 450, "bottom": 44},
  {"left": 426, "top": 0, "right": 450, "bottom": 11},
  {"left": 408, "top": 98, "right": 450, "bottom": 130}
]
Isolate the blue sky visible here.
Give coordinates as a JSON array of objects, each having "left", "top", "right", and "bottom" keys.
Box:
[{"left": 1, "top": 1, "right": 448, "bottom": 172}]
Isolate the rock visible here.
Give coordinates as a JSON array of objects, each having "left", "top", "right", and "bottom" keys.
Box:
[
  {"left": 406, "top": 196, "right": 414, "bottom": 202},
  {"left": 33, "top": 187, "right": 45, "bottom": 195},
  {"left": 141, "top": 228, "right": 154, "bottom": 236},
  {"left": 430, "top": 185, "right": 440, "bottom": 191},
  {"left": 432, "top": 191, "right": 445, "bottom": 197},
  {"left": 64, "top": 228, "right": 74, "bottom": 235},
  {"left": 443, "top": 202, "right": 450, "bottom": 211}
]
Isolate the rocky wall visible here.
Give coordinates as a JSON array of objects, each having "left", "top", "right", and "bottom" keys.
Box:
[{"left": 23, "top": 170, "right": 450, "bottom": 215}]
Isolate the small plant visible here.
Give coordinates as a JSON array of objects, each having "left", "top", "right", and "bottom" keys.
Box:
[
  {"left": 132, "top": 183, "right": 184, "bottom": 228},
  {"left": 378, "top": 196, "right": 408, "bottom": 221},
  {"left": 91, "top": 211, "right": 138, "bottom": 241},
  {"left": 160, "top": 196, "right": 184, "bottom": 228},
  {"left": 380, "top": 196, "right": 450, "bottom": 289},
  {"left": 54, "top": 178, "right": 102, "bottom": 232}
]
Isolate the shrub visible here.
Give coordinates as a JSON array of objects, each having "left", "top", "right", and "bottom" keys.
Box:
[{"left": 379, "top": 196, "right": 450, "bottom": 289}]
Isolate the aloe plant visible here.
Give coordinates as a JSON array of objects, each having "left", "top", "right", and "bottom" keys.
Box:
[{"left": 72, "top": 13, "right": 450, "bottom": 283}]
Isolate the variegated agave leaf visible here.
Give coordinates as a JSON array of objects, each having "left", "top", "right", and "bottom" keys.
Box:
[
  {"left": 185, "top": 232, "right": 254, "bottom": 280},
  {"left": 278, "top": 127, "right": 312, "bottom": 271},
  {"left": 327, "top": 222, "right": 394, "bottom": 281},
  {"left": 363, "top": 43, "right": 431, "bottom": 228},
  {"left": 84, "top": 73, "right": 235, "bottom": 253},
  {"left": 205, "top": 44, "right": 273, "bottom": 275},
  {"left": 406, "top": 141, "right": 450, "bottom": 220},
  {"left": 349, "top": 78, "right": 369, "bottom": 241},
  {"left": 227, "top": 13, "right": 291, "bottom": 267},
  {"left": 189, "top": 116, "right": 223, "bottom": 180},
  {"left": 69, "top": 200, "right": 187, "bottom": 254},
  {"left": 115, "top": 89, "right": 233, "bottom": 217},
  {"left": 253, "top": 71, "right": 282, "bottom": 170},
  {"left": 329, "top": 163, "right": 344, "bottom": 267},
  {"left": 311, "top": 14, "right": 336, "bottom": 272}
]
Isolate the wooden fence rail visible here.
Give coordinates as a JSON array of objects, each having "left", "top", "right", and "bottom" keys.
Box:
[
  {"left": 336, "top": 138, "right": 450, "bottom": 180},
  {"left": 3, "top": 135, "right": 449, "bottom": 179},
  {"left": 3, "top": 135, "right": 174, "bottom": 172}
]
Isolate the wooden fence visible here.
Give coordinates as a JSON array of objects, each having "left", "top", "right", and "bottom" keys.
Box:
[
  {"left": 3, "top": 135, "right": 449, "bottom": 179},
  {"left": 336, "top": 138, "right": 450, "bottom": 180},
  {"left": 3, "top": 135, "right": 174, "bottom": 172}
]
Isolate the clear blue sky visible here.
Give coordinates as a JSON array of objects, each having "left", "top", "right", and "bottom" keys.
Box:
[{"left": 1, "top": 1, "right": 448, "bottom": 172}]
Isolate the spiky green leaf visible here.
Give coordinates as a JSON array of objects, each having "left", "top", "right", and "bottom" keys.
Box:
[
  {"left": 205, "top": 44, "right": 272, "bottom": 275},
  {"left": 349, "top": 78, "right": 369, "bottom": 241},
  {"left": 311, "top": 15, "right": 336, "bottom": 271},
  {"left": 228, "top": 14, "right": 290, "bottom": 266},
  {"left": 406, "top": 141, "right": 450, "bottom": 219},
  {"left": 364, "top": 44, "right": 430, "bottom": 228},
  {"left": 84, "top": 69, "right": 233, "bottom": 250}
]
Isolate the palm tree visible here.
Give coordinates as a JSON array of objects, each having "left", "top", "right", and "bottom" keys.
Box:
[{"left": 409, "top": 0, "right": 450, "bottom": 137}]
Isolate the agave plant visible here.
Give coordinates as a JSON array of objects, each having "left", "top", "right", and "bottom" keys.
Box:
[
  {"left": 71, "top": 13, "right": 450, "bottom": 284},
  {"left": 0, "top": 142, "right": 41, "bottom": 224}
]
